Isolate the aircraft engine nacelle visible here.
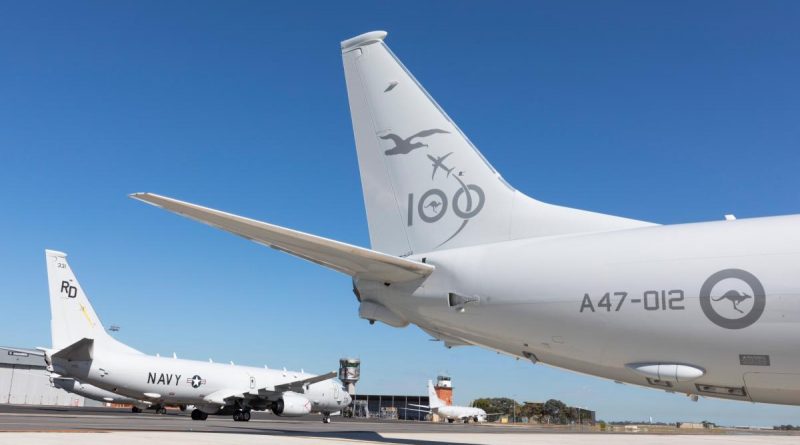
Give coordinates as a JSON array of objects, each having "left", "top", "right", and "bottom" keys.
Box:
[{"left": 271, "top": 392, "right": 312, "bottom": 417}]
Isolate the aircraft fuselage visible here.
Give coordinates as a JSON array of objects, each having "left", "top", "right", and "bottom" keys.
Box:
[{"left": 361, "top": 214, "right": 800, "bottom": 404}]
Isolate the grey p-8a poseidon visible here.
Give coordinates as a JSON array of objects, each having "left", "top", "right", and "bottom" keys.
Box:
[
  {"left": 37, "top": 250, "right": 350, "bottom": 422},
  {"left": 133, "top": 31, "right": 800, "bottom": 405}
]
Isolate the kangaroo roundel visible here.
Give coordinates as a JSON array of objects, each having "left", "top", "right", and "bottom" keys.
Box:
[{"left": 700, "top": 269, "right": 766, "bottom": 329}]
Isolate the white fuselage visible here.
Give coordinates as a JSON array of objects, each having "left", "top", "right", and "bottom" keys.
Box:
[
  {"left": 434, "top": 405, "right": 486, "bottom": 422},
  {"left": 53, "top": 351, "right": 349, "bottom": 414},
  {"left": 52, "top": 377, "right": 148, "bottom": 408},
  {"left": 359, "top": 215, "right": 800, "bottom": 405}
]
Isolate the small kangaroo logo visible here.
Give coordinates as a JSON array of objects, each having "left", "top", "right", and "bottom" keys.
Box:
[
  {"left": 712, "top": 290, "right": 752, "bottom": 314},
  {"left": 424, "top": 201, "right": 443, "bottom": 213}
]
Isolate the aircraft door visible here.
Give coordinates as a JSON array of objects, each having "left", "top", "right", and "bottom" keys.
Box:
[{"left": 744, "top": 372, "right": 800, "bottom": 404}]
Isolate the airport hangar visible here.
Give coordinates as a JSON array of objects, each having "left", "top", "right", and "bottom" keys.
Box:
[{"left": 0, "top": 347, "right": 101, "bottom": 407}]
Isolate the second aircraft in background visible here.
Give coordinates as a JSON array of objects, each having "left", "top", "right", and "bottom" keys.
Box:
[{"left": 36, "top": 250, "right": 350, "bottom": 423}]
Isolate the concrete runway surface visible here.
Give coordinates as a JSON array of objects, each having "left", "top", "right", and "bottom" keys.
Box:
[{"left": 0, "top": 405, "right": 797, "bottom": 445}]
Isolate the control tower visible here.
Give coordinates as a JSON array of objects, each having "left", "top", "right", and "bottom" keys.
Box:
[
  {"left": 338, "top": 358, "right": 361, "bottom": 394},
  {"left": 434, "top": 375, "right": 453, "bottom": 406}
]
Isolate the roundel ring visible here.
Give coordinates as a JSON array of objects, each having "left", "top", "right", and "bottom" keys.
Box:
[{"left": 699, "top": 269, "right": 765, "bottom": 329}]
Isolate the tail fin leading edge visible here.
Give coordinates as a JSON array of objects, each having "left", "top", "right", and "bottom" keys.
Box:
[
  {"left": 427, "top": 380, "right": 444, "bottom": 409},
  {"left": 46, "top": 250, "right": 139, "bottom": 354},
  {"left": 342, "top": 32, "right": 653, "bottom": 256}
]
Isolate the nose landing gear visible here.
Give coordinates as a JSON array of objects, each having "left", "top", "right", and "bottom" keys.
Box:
[
  {"left": 190, "top": 409, "right": 208, "bottom": 421},
  {"left": 322, "top": 413, "right": 331, "bottom": 423}
]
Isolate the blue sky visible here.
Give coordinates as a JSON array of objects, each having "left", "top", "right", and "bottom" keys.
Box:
[{"left": 2, "top": 1, "right": 800, "bottom": 425}]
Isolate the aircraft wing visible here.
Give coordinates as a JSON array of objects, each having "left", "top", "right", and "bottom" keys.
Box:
[
  {"left": 408, "top": 403, "right": 431, "bottom": 409},
  {"left": 400, "top": 406, "right": 430, "bottom": 413},
  {"left": 130, "top": 193, "right": 434, "bottom": 283},
  {"left": 204, "top": 389, "right": 245, "bottom": 405},
  {"left": 273, "top": 371, "right": 338, "bottom": 393},
  {"left": 247, "top": 371, "right": 338, "bottom": 398}
]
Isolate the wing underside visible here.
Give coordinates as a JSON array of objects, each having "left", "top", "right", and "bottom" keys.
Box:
[{"left": 131, "top": 193, "right": 433, "bottom": 283}]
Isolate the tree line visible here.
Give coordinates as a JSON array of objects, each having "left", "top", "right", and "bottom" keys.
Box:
[{"left": 470, "top": 398, "right": 592, "bottom": 424}]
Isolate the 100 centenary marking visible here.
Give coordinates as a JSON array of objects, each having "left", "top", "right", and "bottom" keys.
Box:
[{"left": 580, "top": 290, "right": 685, "bottom": 313}]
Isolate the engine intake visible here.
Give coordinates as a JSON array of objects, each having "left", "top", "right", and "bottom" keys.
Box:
[{"left": 271, "top": 392, "right": 312, "bottom": 417}]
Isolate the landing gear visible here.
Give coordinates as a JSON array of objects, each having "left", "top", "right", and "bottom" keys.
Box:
[
  {"left": 191, "top": 409, "right": 208, "bottom": 421},
  {"left": 322, "top": 413, "right": 331, "bottom": 424},
  {"left": 155, "top": 407, "right": 167, "bottom": 415},
  {"left": 131, "top": 406, "right": 142, "bottom": 413},
  {"left": 233, "top": 410, "right": 251, "bottom": 422},
  {"left": 447, "top": 418, "right": 455, "bottom": 423}
]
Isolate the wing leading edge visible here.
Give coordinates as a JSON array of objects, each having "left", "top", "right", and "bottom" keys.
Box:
[{"left": 130, "top": 193, "right": 433, "bottom": 283}]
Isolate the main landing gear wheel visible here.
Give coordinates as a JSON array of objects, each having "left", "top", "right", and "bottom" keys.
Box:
[
  {"left": 322, "top": 414, "right": 331, "bottom": 424},
  {"left": 191, "top": 409, "right": 208, "bottom": 421},
  {"left": 131, "top": 407, "right": 142, "bottom": 413},
  {"left": 233, "top": 410, "right": 251, "bottom": 422},
  {"left": 447, "top": 418, "right": 454, "bottom": 423},
  {"left": 156, "top": 407, "right": 167, "bottom": 415}
]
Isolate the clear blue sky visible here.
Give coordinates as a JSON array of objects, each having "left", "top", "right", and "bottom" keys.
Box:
[{"left": 2, "top": 1, "right": 800, "bottom": 426}]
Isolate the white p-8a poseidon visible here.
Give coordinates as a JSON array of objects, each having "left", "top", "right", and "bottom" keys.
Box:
[
  {"left": 133, "top": 31, "right": 800, "bottom": 405},
  {"left": 40, "top": 250, "right": 350, "bottom": 422},
  {"left": 405, "top": 381, "right": 488, "bottom": 423}
]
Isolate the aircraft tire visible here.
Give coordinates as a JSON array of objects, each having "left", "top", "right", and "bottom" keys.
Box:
[
  {"left": 243, "top": 411, "right": 251, "bottom": 421},
  {"left": 191, "top": 409, "right": 207, "bottom": 421}
]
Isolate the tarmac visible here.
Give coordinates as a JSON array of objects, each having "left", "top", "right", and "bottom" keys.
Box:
[{"left": 0, "top": 405, "right": 798, "bottom": 445}]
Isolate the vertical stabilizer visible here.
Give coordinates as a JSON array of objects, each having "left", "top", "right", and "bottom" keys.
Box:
[
  {"left": 427, "top": 380, "right": 444, "bottom": 409},
  {"left": 46, "top": 250, "right": 139, "bottom": 354},
  {"left": 341, "top": 31, "right": 653, "bottom": 256}
]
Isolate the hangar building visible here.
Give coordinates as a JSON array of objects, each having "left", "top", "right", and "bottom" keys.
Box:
[{"left": 0, "top": 347, "right": 99, "bottom": 407}]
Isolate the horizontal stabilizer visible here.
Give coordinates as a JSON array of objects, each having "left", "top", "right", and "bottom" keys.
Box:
[
  {"left": 52, "top": 338, "right": 94, "bottom": 362},
  {"left": 130, "top": 193, "right": 434, "bottom": 283}
]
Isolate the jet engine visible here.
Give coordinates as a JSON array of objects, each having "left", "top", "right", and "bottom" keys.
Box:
[{"left": 271, "top": 392, "right": 312, "bottom": 417}]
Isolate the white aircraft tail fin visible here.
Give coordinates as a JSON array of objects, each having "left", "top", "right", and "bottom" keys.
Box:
[
  {"left": 341, "top": 31, "right": 653, "bottom": 256},
  {"left": 427, "top": 380, "right": 444, "bottom": 409},
  {"left": 46, "top": 250, "right": 139, "bottom": 354}
]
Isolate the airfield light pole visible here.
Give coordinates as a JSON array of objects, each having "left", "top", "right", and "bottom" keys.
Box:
[{"left": 512, "top": 393, "right": 517, "bottom": 424}]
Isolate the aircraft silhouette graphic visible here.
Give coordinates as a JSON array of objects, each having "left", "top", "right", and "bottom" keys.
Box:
[
  {"left": 427, "top": 152, "right": 455, "bottom": 180},
  {"left": 381, "top": 129, "right": 450, "bottom": 156}
]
